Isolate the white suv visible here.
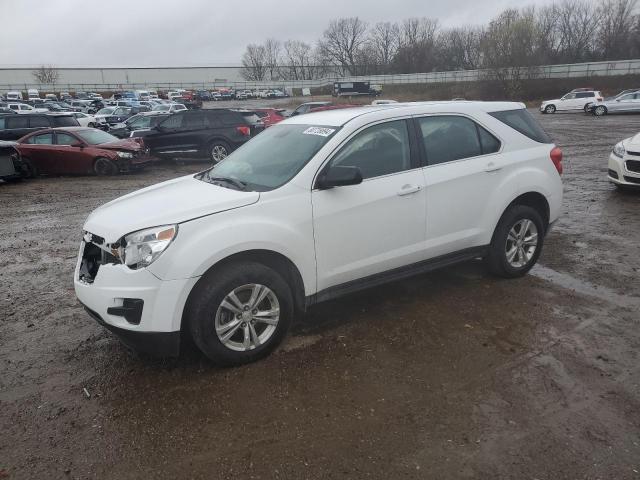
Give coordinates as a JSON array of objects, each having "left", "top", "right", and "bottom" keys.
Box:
[
  {"left": 540, "top": 89, "right": 603, "bottom": 113},
  {"left": 74, "top": 102, "right": 563, "bottom": 365}
]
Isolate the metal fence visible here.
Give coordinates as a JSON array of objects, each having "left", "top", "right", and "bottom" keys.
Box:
[{"left": 2, "top": 58, "right": 640, "bottom": 93}]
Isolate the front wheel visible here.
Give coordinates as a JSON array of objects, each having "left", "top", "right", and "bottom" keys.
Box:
[
  {"left": 93, "top": 157, "right": 118, "bottom": 176},
  {"left": 187, "top": 261, "right": 293, "bottom": 366},
  {"left": 486, "top": 205, "right": 545, "bottom": 278}
]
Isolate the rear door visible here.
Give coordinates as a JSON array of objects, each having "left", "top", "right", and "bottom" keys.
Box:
[
  {"left": 575, "top": 92, "right": 595, "bottom": 110},
  {"left": 415, "top": 114, "right": 506, "bottom": 258},
  {"left": 21, "top": 132, "right": 56, "bottom": 173}
]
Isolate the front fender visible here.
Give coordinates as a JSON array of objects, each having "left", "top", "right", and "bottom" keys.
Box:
[{"left": 148, "top": 199, "right": 316, "bottom": 295}]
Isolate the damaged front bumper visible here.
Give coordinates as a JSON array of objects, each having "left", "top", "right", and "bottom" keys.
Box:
[{"left": 74, "top": 234, "right": 198, "bottom": 357}]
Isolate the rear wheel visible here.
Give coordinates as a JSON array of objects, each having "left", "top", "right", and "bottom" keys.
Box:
[
  {"left": 93, "top": 157, "right": 118, "bottom": 176},
  {"left": 88, "top": 122, "right": 95, "bottom": 128},
  {"left": 544, "top": 105, "right": 556, "bottom": 114},
  {"left": 594, "top": 105, "right": 607, "bottom": 116},
  {"left": 486, "top": 205, "right": 545, "bottom": 278},
  {"left": 187, "top": 261, "right": 293, "bottom": 366},
  {"left": 209, "top": 141, "right": 230, "bottom": 163}
]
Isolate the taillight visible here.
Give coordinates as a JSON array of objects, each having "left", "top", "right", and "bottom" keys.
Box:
[
  {"left": 596, "top": 97, "right": 603, "bottom": 102},
  {"left": 236, "top": 126, "right": 250, "bottom": 136},
  {"left": 550, "top": 146, "right": 563, "bottom": 175}
]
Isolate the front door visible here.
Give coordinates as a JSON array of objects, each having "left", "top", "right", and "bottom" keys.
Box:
[{"left": 312, "top": 119, "right": 427, "bottom": 292}]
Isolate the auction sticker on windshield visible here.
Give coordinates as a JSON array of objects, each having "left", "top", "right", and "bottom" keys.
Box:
[{"left": 303, "top": 127, "right": 335, "bottom": 137}]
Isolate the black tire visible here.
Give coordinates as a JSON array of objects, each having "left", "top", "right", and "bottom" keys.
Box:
[
  {"left": 20, "top": 156, "right": 38, "bottom": 178},
  {"left": 187, "top": 261, "right": 294, "bottom": 366},
  {"left": 544, "top": 105, "right": 556, "bottom": 114},
  {"left": 93, "top": 157, "right": 118, "bottom": 176},
  {"left": 88, "top": 122, "right": 95, "bottom": 128},
  {"left": 486, "top": 205, "right": 545, "bottom": 278},
  {"left": 583, "top": 104, "right": 590, "bottom": 113},
  {"left": 208, "top": 140, "right": 231, "bottom": 163},
  {"left": 594, "top": 105, "right": 607, "bottom": 117}
]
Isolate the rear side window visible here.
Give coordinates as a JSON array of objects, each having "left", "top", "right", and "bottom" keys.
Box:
[
  {"left": 418, "top": 116, "right": 482, "bottom": 165},
  {"left": 29, "top": 116, "right": 50, "bottom": 128},
  {"left": 6, "top": 117, "right": 28, "bottom": 128},
  {"left": 489, "top": 109, "right": 551, "bottom": 144},
  {"left": 576, "top": 92, "right": 595, "bottom": 98},
  {"left": 53, "top": 116, "right": 79, "bottom": 127},
  {"left": 26, "top": 133, "right": 53, "bottom": 144}
]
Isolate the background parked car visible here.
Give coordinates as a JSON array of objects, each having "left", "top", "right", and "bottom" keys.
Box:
[
  {"left": 131, "top": 108, "right": 251, "bottom": 162},
  {"left": 0, "top": 113, "right": 79, "bottom": 140},
  {"left": 71, "top": 112, "right": 100, "bottom": 127},
  {"left": 540, "top": 90, "right": 603, "bottom": 113},
  {"left": 3, "top": 102, "right": 49, "bottom": 114},
  {"left": 0, "top": 140, "right": 25, "bottom": 181},
  {"left": 589, "top": 91, "right": 640, "bottom": 116},
  {"left": 16, "top": 127, "right": 152, "bottom": 176},
  {"left": 152, "top": 103, "right": 187, "bottom": 114},
  {"left": 253, "top": 108, "right": 286, "bottom": 128},
  {"left": 232, "top": 109, "right": 265, "bottom": 135},
  {"left": 290, "top": 101, "right": 332, "bottom": 116},
  {"left": 108, "top": 111, "right": 170, "bottom": 138}
]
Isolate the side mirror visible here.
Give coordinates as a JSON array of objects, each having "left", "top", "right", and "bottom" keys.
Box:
[{"left": 316, "top": 165, "right": 363, "bottom": 190}]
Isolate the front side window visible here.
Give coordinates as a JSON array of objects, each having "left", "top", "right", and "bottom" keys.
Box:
[
  {"left": 27, "top": 133, "right": 54, "bottom": 144},
  {"left": 198, "top": 124, "right": 339, "bottom": 191},
  {"left": 56, "top": 133, "right": 78, "bottom": 145},
  {"left": 7, "top": 117, "right": 28, "bottom": 128},
  {"left": 562, "top": 93, "right": 576, "bottom": 100},
  {"left": 159, "top": 113, "right": 183, "bottom": 129},
  {"left": 418, "top": 116, "right": 483, "bottom": 165},
  {"left": 330, "top": 120, "right": 411, "bottom": 179}
]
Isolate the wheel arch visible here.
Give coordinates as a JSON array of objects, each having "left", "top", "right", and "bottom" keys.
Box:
[
  {"left": 506, "top": 191, "right": 550, "bottom": 231},
  {"left": 182, "top": 249, "right": 307, "bottom": 331}
]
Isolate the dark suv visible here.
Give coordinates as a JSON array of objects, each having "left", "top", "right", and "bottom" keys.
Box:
[
  {"left": 132, "top": 109, "right": 251, "bottom": 162},
  {"left": 0, "top": 113, "right": 80, "bottom": 141}
]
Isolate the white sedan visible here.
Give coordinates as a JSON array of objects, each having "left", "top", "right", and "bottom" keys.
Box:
[{"left": 71, "top": 112, "right": 99, "bottom": 128}]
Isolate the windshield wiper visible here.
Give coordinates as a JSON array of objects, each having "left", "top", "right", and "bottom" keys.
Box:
[{"left": 206, "top": 176, "right": 248, "bottom": 191}]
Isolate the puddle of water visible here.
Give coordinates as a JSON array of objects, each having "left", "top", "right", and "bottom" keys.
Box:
[
  {"left": 280, "top": 334, "right": 323, "bottom": 352},
  {"left": 532, "top": 265, "right": 640, "bottom": 309}
]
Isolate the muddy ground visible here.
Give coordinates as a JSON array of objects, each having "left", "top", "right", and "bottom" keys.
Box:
[{"left": 1, "top": 108, "right": 640, "bottom": 479}]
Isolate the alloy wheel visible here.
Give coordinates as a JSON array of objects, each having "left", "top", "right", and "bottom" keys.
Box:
[
  {"left": 215, "top": 284, "right": 280, "bottom": 352},
  {"left": 211, "top": 144, "right": 228, "bottom": 163},
  {"left": 505, "top": 219, "right": 538, "bottom": 268},
  {"left": 594, "top": 106, "right": 606, "bottom": 116}
]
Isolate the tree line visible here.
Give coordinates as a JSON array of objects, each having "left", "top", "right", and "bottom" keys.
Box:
[{"left": 241, "top": 0, "right": 640, "bottom": 81}]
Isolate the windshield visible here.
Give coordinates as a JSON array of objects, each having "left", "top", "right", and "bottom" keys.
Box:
[
  {"left": 76, "top": 129, "right": 120, "bottom": 145},
  {"left": 197, "top": 124, "right": 339, "bottom": 191}
]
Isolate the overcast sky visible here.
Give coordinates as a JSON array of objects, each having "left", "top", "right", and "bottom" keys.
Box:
[{"left": 1, "top": 0, "right": 559, "bottom": 67}]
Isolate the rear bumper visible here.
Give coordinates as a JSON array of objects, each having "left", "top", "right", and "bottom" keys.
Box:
[{"left": 82, "top": 304, "right": 181, "bottom": 356}]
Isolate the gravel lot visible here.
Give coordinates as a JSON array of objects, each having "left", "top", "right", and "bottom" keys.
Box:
[{"left": 1, "top": 106, "right": 640, "bottom": 479}]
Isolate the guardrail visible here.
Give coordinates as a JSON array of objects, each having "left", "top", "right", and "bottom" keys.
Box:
[{"left": 2, "top": 58, "right": 640, "bottom": 92}]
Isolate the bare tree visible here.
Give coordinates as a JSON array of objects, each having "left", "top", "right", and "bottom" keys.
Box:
[
  {"left": 368, "top": 22, "right": 400, "bottom": 72},
  {"left": 596, "top": 0, "right": 638, "bottom": 60},
  {"left": 438, "top": 26, "right": 483, "bottom": 70},
  {"left": 317, "top": 17, "right": 368, "bottom": 75},
  {"left": 241, "top": 44, "right": 267, "bottom": 81},
  {"left": 282, "top": 40, "right": 316, "bottom": 80},
  {"left": 394, "top": 18, "right": 439, "bottom": 73},
  {"left": 556, "top": 0, "right": 601, "bottom": 62},
  {"left": 263, "top": 38, "right": 282, "bottom": 80},
  {"left": 32, "top": 65, "right": 59, "bottom": 84}
]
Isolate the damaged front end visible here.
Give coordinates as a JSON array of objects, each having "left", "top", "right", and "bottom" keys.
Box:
[{"left": 78, "top": 232, "right": 122, "bottom": 284}]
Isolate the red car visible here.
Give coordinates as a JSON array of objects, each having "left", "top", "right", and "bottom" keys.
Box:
[
  {"left": 253, "top": 108, "right": 287, "bottom": 128},
  {"left": 16, "top": 127, "right": 153, "bottom": 176}
]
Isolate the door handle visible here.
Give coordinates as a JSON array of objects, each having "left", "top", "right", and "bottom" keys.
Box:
[
  {"left": 485, "top": 162, "right": 502, "bottom": 173},
  {"left": 397, "top": 184, "right": 422, "bottom": 196}
]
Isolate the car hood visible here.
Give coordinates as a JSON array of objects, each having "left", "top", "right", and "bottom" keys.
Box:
[
  {"left": 623, "top": 133, "right": 640, "bottom": 150},
  {"left": 95, "top": 139, "right": 141, "bottom": 152},
  {"left": 83, "top": 174, "right": 260, "bottom": 242},
  {"left": 541, "top": 99, "right": 561, "bottom": 105}
]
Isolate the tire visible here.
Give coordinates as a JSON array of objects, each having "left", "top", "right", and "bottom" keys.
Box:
[
  {"left": 544, "top": 105, "right": 556, "bottom": 114},
  {"left": 187, "top": 261, "right": 294, "bottom": 366},
  {"left": 583, "top": 104, "right": 590, "bottom": 113},
  {"left": 20, "top": 156, "right": 38, "bottom": 178},
  {"left": 93, "top": 157, "right": 118, "bottom": 176},
  {"left": 486, "top": 205, "right": 545, "bottom": 278},
  {"left": 209, "top": 140, "right": 230, "bottom": 163},
  {"left": 88, "top": 122, "right": 95, "bottom": 128},
  {"left": 594, "top": 105, "right": 607, "bottom": 116}
]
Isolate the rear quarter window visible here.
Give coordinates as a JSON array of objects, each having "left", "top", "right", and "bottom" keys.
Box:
[{"left": 489, "top": 109, "right": 551, "bottom": 144}]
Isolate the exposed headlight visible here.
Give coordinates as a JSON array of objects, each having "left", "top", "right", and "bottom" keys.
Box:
[
  {"left": 120, "top": 225, "right": 177, "bottom": 269},
  {"left": 117, "top": 151, "right": 133, "bottom": 158},
  {"left": 613, "top": 142, "right": 626, "bottom": 158}
]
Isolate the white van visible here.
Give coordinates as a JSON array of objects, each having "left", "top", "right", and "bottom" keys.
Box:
[
  {"left": 6, "top": 91, "right": 23, "bottom": 101},
  {"left": 136, "top": 90, "right": 150, "bottom": 100},
  {"left": 27, "top": 88, "right": 40, "bottom": 100}
]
